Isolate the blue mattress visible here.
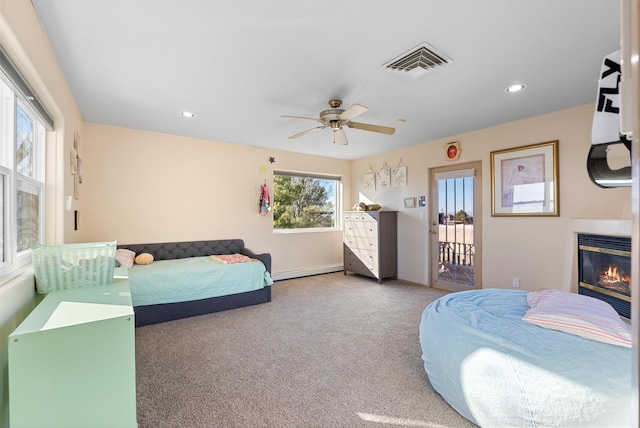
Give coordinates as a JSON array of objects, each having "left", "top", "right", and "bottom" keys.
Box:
[
  {"left": 128, "top": 256, "right": 273, "bottom": 306},
  {"left": 419, "top": 289, "right": 632, "bottom": 427}
]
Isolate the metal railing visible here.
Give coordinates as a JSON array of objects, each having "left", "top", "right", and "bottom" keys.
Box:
[{"left": 439, "top": 241, "right": 475, "bottom": 267}]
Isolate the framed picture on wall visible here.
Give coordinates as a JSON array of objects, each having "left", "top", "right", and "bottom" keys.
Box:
[
  {"left": 490, "top": 140, "right": 559, "bottom": 216},
  {"left": 404, "top": 197, "right": 416, "bottom": 209}
]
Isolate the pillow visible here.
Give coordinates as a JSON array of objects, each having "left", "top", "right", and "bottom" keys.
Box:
[
  {"left": 522, "top": 289, "right": 631, "bottom": 347},
  {"left": 135, "top": 252, "right": 154, "bottom": 265},
  {"left": 115, "top": 248, "right": 136, "bottom": 268}
]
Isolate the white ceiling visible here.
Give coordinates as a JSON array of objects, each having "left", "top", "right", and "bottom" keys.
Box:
[{"left": 32, "top": 0, "right": 620, "bottom": 160}]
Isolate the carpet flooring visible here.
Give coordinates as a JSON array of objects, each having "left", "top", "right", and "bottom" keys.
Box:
[{"left": 134, "top": 272, "right": 477, "bottom": 427}]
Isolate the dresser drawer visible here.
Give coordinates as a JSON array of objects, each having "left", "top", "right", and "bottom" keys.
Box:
[
  {"left": 344, "top": 221, "right": 377, "bottom": 237},
  {"left": 343, "top": 234, "right": 378, "bottom": 251},
  {"left": 344, "top": 248, "right": 378, "bottom": 277},
  {"left": 343, "top": 212, "right": 376, "bottom": 223},
  {"left": 344, "top": 246, "right": 378, "bottom": 271}
]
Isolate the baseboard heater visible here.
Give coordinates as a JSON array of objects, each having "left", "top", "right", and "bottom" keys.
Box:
[{"left": 271, "top": 264, "right": 343, "bottom": 282}]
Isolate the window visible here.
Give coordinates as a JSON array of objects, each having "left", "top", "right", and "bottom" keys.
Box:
[
  {"left": 0, "top": 48, "right": 51, "bottom": 275},
  {"left": 273, "top": 171, "right": 340, "bottom": 231}
]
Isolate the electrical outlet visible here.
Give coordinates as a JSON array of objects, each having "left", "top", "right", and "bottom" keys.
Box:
[{"left": 512, "top": 277, "right": 520, "bottom": 288}]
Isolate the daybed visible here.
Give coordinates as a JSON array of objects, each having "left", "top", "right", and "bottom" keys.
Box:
[
  {"left": 117, "top": 239, "right": 272, "bottom": 327},
  {"left": 419, "top": 288, "right": 632, "bottom": 427}
]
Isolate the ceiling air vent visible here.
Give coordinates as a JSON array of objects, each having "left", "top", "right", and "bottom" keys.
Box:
[{"left": 383, "top": 43, "right": 452, "bottom": 77}]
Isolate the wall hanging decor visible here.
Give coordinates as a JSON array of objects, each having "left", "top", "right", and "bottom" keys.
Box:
[
  {"left": 377, "top": 162, "right": 391, "bottom": 189},
  {"left": 364, "top": 166, "right": 376, "bottom": 191},
  {"left": 404, "top": 197, "right": 416, "bottom": 208},
  {"left": 259, "top": 181, "right": 271, "bottom": 216},
  {"left": 392, "top": 158, "right": 407, "bottom": 187},
  {"left": 444, "top": 141, "right": 461, "bottom": 161},
  {"left": 71, "top": 133, "right": 82, "bottom": 199},
  {"left": 490, "top": 140, "right": 559, "bottom": 216},
  {"left": 77, "top": 158, "right": 83, "bottom": 184},
  {"left": 74, "top": 176, "right": 80, "bottom": 199},
  {"left": 70, "top": 147, "right": 77, "bottom": 175}
]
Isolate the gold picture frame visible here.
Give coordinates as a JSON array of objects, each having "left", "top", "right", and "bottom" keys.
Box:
[{"left": 490, "top": 140, "right": 559, "bottom": 216}]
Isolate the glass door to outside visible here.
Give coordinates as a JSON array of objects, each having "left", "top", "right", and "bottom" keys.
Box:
[{"left": 430, "top": 161, "right": 482, "bottom": 292}]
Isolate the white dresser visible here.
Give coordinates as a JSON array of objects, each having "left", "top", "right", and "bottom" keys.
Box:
[{"left": 343, "top": 210, "right": 397, "bottom": 283}]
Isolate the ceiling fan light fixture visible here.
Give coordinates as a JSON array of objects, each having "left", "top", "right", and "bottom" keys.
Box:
[
  {"left": 282, "top": 99, "right": 392, "bottom": 144},
  {"left": 333, "top": 128, "right": 348, "bottom": 145}
]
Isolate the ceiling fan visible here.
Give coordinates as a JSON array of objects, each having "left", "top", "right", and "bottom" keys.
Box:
[{"left": 281, "top": 100, "right": 395, "bottom": 145}]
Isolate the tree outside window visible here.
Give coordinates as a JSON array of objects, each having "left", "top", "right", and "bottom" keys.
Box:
[{"left": 273, "top": 172, "right": 339, "bottom": 230}]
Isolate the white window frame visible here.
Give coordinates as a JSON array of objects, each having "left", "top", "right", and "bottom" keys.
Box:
[
  {"left": 272, "top": 171, "right": 342, "bottom": 234},
  {"left": 0, "top": 73, "right": 48, "bottom": 277}
]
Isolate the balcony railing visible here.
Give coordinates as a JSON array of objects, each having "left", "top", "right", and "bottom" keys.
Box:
[{"left": 439, "top": 241, "right": 475, "bottom": 267}]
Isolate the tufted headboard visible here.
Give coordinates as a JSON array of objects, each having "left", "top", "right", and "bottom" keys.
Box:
[{"left": 117, "top": 239, "right": 271, "bottom": 273}]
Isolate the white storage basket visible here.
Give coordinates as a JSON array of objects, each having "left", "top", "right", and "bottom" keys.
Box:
[{"left": 32, "top": 241, "right": 117, "bottom": 293}]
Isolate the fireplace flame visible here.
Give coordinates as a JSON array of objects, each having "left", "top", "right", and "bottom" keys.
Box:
[{"left": 599, "top": 265, "right": 631, "bottom": 291}]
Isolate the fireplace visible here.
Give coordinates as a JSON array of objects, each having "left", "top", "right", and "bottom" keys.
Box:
[{"left": 577, "top": 233, "right": 631, "bottom": 318}]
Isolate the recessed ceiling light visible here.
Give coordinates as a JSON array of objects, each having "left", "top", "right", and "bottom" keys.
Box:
[
  {"left": 397, "top": 119, "right": 406, "bottom": 124},
  {"left": 505, "top": 83, "right": 527, "bottom": 94},
  {"left": 180, "top": 111, "right": 196, "bottom": 118}
]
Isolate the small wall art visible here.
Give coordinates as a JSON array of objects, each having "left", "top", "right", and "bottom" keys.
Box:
[
  {"left": 364, "top": 166, "right": 376, "bottom": 191},
  {"left": 392, "top": 158, "right": 407, "bottom": 187},
  {"left": 404, "top": 197, "right": 416, "bottom": 209},
  {"left": 445, "top": 141, "right": 461, "bottom": 161},
  {"left": 70, "top": 146, "right": 77, "bottom": 175},
  {"left": 71, "top": 133, "right": 82, "bottom": 198},
  {"left": 377, "top": 162, "right": 390, "bottom": 189},
  {"left": 74, "top": 175, "right": 80, "bottom": 199}
]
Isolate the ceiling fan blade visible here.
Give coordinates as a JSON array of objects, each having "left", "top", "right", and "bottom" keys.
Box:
[
  {"left": 288, "top": 125, "right": 326, "bottom": 139},
  {"left": 348, "top": 121, "right": 396, "bottom": 135},
  {"left": 281, "top": 115, "right": 322, "bottom": 122},
  {"left": 339, "top": 104, "right": 368, "bottom": 121},
  {"left": 333, "top": 128, "right": 348, "bottom": 145}
]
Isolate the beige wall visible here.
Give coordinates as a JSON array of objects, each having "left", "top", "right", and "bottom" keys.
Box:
[
  {"left": 352, "top": 104, "right": 631, "bottom": 291},
  {"left": 82, "top": 123, "right": 351, "bottom": 277}
]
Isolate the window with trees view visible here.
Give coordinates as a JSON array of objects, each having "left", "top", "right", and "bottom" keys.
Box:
[
  {"left": 273, "top": 172, "right": 340, "bottom": 230},
  {"left": 1, "top": 48, "right": 51, "bottom": 275}
]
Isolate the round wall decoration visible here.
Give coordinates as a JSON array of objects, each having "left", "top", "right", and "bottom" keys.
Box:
[{"left": 445, "top": 141, "right": 461, "bottom": 161}]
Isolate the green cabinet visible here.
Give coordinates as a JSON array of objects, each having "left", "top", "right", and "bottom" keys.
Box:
[{"left": 9, "top": 279, "right": 136, "bottom": 428}]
